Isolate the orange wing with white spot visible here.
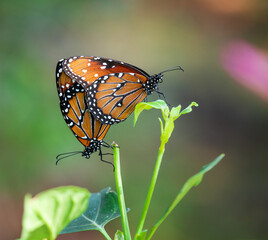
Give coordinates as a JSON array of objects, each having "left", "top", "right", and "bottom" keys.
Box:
[
  {"left": 59, "top": 56, "right": 163, "bottom": 126},
  {"left": 56, "top": 60, "right": 110, "bottom": 152},
  {"left": 61, "top": 56, "right": 151, "bottom": 88},
  {"left": 86, "top": 72, "right": 148, "bottom": 124}
]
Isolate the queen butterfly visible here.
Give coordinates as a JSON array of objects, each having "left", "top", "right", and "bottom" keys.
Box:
[
  {"left": 56, "top": 59, "right": 112, "bottom": 164},
  {"left": 57, "top": 56, "right": 183, "bottom": 125}
]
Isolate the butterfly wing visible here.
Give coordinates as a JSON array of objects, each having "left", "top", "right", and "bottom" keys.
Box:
[
  {"left": 61, "top": 56, "right": 150, "bottom": 88},
  {"left": 86, "top": 72, "right": 148, "bottom": 124},
  {"left": 60, "top": 56, "right": 152, "bottom": 125},
  {"left": 56, "top": 60, "right": 110, "bottom": 148}
]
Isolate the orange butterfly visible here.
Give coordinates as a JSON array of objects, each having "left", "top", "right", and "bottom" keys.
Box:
[{"left": 58, "top": 56, "right": 183, "bottom": 125}]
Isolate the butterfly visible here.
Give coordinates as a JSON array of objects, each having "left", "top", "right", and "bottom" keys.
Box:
[
  {"left": 57, "top": 56, "right": 183, "bottom": 125},
  {"left": 56, "top": 59, "right": 112, "bottom": 164}
]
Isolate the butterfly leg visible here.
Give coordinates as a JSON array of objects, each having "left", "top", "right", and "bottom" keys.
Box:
[
  {"left": 144, "top": 95, "right": 148, "bottom": 103},
  {"left": 99, "top": 148, "right": 115, "bottom": 171},
  {"left": 156, "top": 90, "right": 173, "bottom": 107},
  {"left": 102, "top": 141, "right": 120, "bottom": 149}
]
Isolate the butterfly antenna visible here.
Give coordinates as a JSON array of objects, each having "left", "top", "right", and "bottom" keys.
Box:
[
  {"left": 159, "top": 65, "right": 184, "bottom": 74},
  {"left": 56, "top": 151, "right": 82, "bottom": 165},
  {"left": 155, "top": 65, "right": 184, "bottom": 106},
  {"left": 56, "top": 151, "right": 82, "bottom": 159}
]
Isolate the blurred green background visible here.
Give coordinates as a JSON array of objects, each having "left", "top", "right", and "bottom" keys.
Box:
[{"left": 1, "top": 0, "right": 267, "bottom": 239}]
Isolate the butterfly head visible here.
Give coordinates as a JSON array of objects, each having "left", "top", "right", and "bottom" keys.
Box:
[
  {"left": 145, "top": 65, "right": 184, "bottom": 95},
  {"left": 144, "top": 73, "right": 163, "bottom": 95}
]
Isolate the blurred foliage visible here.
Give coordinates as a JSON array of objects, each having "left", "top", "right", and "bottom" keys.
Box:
[{"left": 0, "top": 0, "right": 268, "bottom": 239}]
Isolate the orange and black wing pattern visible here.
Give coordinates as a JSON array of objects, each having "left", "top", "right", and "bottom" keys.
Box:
[
  {"left": 61, "top": 56, "right": 151, "bottom": 89},
  {"left": 56, "top": 60, "right": 110, "bottom": 155},
  {"left": 60, "top": 56, "right": 163, "bottom": 125},
  {"left": 86, "top": 72, "right": 148, "bottom": 124}
]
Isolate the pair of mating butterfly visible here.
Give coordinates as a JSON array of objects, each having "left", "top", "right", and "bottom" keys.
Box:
[{"left": 56, "top": 56, "right": 183, "bottom": 165}]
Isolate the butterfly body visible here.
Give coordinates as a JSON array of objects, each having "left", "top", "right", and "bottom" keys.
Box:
[{"left": 81, "top": 140, "right": 103, "bottom": 159}]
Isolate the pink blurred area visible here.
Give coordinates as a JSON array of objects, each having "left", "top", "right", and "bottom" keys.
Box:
[{"left": 221, "top": 41, "right": 268, "bottom": 102}]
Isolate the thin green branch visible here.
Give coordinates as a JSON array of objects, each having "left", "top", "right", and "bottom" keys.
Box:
[
  {"left": 113, "top": 143, "right": 132, "bottom": 240},
  {"left": 135, "top": 141, "right": 166, "bottom": 239},
  {"left": 146, "top": 154, "right": 225, "bottom": 240}
]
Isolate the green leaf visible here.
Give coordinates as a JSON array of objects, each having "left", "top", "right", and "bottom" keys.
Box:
[
  {"left": 179, "top": 102, "right": 198, "bottom": 116},
  {"left": 181, "top": 153, "right": 225, "bottom": 190},
  {"left": 169, "top": 105, "right": 181, "bottom": 119},
  {"left": 134, "top": 100, "right": 168, "bottom": 126},
  {"left": 61, "top": 187, "right": 125, "bottom": 235},
  {"left": 159, "top": 119, "right": 173, "bottom": 144},
  {"left": 20, "top": 186, "right": 90, "bottom": 240},
  {"left": 114, "top": 230, "right": 125, "bottom": 240},
  {"left": 158, "top": 118, "right": 164, "bottom": 135}
]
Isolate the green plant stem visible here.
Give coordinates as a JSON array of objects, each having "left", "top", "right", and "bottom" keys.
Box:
[
  {"left": 114, "top": 144, "right": 132, "bottom": 240},
  {"left": 100, "top": 228, "right": 113, "bottom": 240},
  {"left": 135, "top": 141, "right": 165, "bottom": 238}
]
